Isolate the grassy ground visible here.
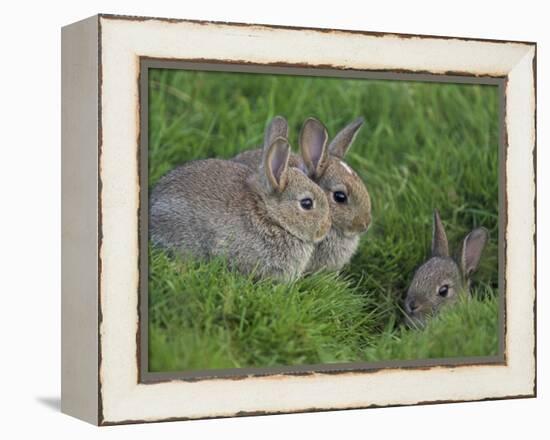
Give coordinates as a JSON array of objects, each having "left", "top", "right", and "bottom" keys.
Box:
[{"left": 148, "top": 68, "right": 500, "bottom": 372}]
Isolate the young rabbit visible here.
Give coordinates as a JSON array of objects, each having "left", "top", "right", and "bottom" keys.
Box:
[
  {"left": 404, "top": 209, "right": 489, "bottom": 327},
  {"left": 233, "top": 115, "right": 289, "bottom": 170},
  {"left": 233, "top": 116, "right": 371, "bottom": 273},
  {"left": 149, "top": 119, "right": 331, "bottom": 282}
]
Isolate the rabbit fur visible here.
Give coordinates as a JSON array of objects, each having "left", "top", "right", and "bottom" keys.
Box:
[
  {"left": 233, "top": 116, "right": 371, "bottom": 273},
  {"left": 403, "top": 209, "right": 489, "bottom": 327},
  {"left": 150, "top": 118, "right": 331, "bottom": 282}
]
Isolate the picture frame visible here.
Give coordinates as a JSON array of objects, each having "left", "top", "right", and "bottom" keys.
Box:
[{"left": 61, "top": 13, "right": 536, "bottom": 425}]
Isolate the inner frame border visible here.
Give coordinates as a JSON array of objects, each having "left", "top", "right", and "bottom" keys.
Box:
[{"left": 137, "top": 58, "right": 507, "bottom": 384}]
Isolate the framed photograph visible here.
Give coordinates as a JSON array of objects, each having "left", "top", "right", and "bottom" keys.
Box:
[{"left": 61, "top": 14, "right": 536, "bottom": 425}]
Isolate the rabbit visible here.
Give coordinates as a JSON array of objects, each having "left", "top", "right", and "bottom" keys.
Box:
[
  {"left": 233, "top": 115, "right": 290, "bottom": 169},
  {"left": 233, "top": 116, "right": 371, "bottom": 273},
  {"left": 149, "top": 118, "right": 331, "bottom": 283},
  {"left": 403, "top": 209, "right": 489, "bottom": 327}
]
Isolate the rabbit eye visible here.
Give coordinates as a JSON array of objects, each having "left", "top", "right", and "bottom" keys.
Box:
[
  {"left": 438, "top": 285, "right": 450, "bottom": 297},
  {"left": 333, "top": 191, "right": 348, "bottom": 204},
  {"left": 300, "top": 198, "right": 313, "bottom": 210}
]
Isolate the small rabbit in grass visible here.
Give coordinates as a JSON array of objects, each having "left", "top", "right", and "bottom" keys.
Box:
[
  {"left": 404, "top": 209, "right": 489, "bottom": 327},
  {"left": 150, "top": 118, "right": 331, "bottom": 282},
  {"left": 234, "top": 116, "right": 372, "bottom": 273}
]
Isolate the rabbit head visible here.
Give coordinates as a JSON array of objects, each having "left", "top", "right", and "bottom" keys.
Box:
[
  {"left": 404, "top": 209, "right": 489, "bottom": 327},
  {"left": 248, "top": 118, "right": 331, "bottom": 244},
  {"left": 299, "top": 117, "right": 372, "bottom": 238}
]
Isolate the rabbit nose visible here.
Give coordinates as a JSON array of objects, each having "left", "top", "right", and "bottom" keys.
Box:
[{"left": 405, "top": 299, "right": 419, "bottom": 314}]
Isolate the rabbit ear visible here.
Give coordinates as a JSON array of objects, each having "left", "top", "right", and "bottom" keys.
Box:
[
  {"left": 299, "top": 117, "right": 329, "bottom": 178},
  {"left": 460, "top": 227, "right": 489, "bottom": 278},
  {"left": 264, "top": 116, "right": 289, "bottom": 148},
  {"left": 264, "top": 137, "right": 290, "bottom": 192},
  {"left": 328, "top": 117, "right": 365, "bottom": 158},
  {"left": 431, "top": 209, "right": 449, "bottom": 257}
]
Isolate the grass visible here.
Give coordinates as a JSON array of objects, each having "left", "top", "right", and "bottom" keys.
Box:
[
  {"left": 148, "top": 68, "right": 500, "bottom": 372},
  {"left": 149, "top": 249, "right": 378, "bottom": 371},
  {"left": 362, "top": 287, "right": 499, "bottom": 361}
]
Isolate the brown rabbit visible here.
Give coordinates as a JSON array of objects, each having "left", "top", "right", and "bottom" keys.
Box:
[
  {"left": 404, "top": 209, "right": 489, "bottom": 327},
  {"left": 234, "top": 116, "right": 371, "bottom": 273},
  {"left": 150, "top": 119, "right": 331, "bottom": 282}
]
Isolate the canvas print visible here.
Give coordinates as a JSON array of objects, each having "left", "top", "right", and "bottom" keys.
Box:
[{"left": 146, "top": 68, "right": 500, "bottom": 373}]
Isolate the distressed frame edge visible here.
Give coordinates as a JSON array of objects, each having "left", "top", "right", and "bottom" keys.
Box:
[
  {"left": 100, "top": 393, "right": 536, "bottom": 427},
  {"left": 89, "top": 14, "right": 536, "bottom": 425},
  {"left": 97, "top": 12, "right": 537, "bottom": 46},
  {"left": 503, "top": 45, "right": 537, "bottom": 400},
  {"left": 532, "top": 44, "right": 538, "bottom": 399},
  {"left": 61, "top": 14, "right": 101, "bottom": 425}
]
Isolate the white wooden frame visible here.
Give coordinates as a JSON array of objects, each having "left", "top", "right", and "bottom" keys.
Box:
[{"left": 61, "top": 14, "right": 536, "bottom": 425}]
